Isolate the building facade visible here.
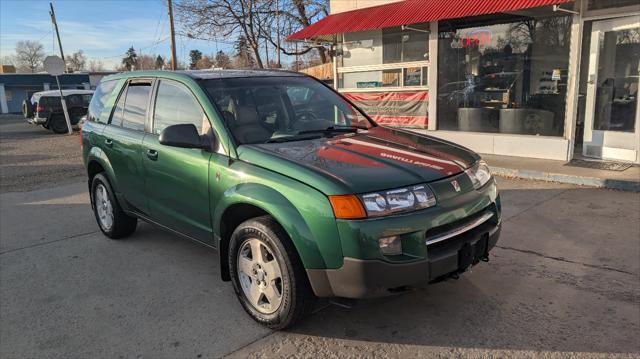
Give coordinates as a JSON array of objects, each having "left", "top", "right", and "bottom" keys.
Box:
[
  {"left": 289, "top": 0, "right": 640, "bottom": 163},
  {"left": 0, "top": 74, "right": 91, "bottom": 114}
]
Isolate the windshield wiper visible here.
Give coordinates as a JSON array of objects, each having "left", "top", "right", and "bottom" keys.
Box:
[
  {"left": 297, "top": 125, "right": 366, "bottom": 135},
  {"left": 265, "top": 134, "right": 322, "bottom": 143},
  {"left": 264, "top": 125, "right": 368, "bottom": 143}
]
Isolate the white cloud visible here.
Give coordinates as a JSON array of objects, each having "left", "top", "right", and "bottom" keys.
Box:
[{"left": 1, "top": 17, "right": 169, "bottom": 69}]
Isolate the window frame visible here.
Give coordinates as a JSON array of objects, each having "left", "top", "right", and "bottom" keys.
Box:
[
  {"left": 107, "top": 77, "right": 155, "bottom": 132},
  {"left": 149, "top": 78, "right": 212, "bottom": 136},
  {"left": 337, "top": 60, "right": 430, "bottom": 92},
  {"left": 337, "top": 25, "right": 431, "bottom": 93}
]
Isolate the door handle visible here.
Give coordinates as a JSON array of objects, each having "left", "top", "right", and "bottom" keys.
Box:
[
  {"left": 146, "top": 149, "right": 158, "bottom": 161},
  {"left": 104, "top": 138, "right": 113, "bottom": 148}
]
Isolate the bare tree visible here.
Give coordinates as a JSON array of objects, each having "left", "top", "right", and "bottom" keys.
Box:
[
  {"left": 14, "top": 40, "right": 45, "bottom": 73},
  {"left": 88, "top": 59, "right": 105, "bottom": 72},
  {"left": 196, "top": 55, "right": 215, "bottom": 69},
  {"left": 66, "top": 50, "right": 87, "bottom": 72},
  {"left": 260, "top": 0, "right": 330, "bottom": 63},
  {"left": 136, "top": 55, "right": 157, "bottom": 70},
  {"left": 176, "top": 0, "right": 268, "bottom": 68}
]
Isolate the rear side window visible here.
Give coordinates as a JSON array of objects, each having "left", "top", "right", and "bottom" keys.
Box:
[
  {"left": 88, "top": 80, "right": 117, "bottom": 123},
  {"left": 109, "top": 81, "right": 151, "bottom": 131},
  {"left": 122, "top": 83, "right": 151, "bottom": 131},
  {"left": 153, "top": 80, "right": 208, "bottom": 135}
]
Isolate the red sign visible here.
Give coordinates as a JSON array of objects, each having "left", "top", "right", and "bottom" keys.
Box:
[{"left": 451, "top": 29, "right": 492, "bottom": 49}]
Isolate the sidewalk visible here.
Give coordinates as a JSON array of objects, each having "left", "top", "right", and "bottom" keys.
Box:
[{"left": 482, "top": 154, "right": 640, "bottom": 192}]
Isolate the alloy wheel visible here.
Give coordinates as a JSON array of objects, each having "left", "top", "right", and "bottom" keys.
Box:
[
  {"left": 237, "top": 238, "right": 283, "bottom": 314},
  {"left": 95, "top": 183, "right": 114, "bottom": 231}
]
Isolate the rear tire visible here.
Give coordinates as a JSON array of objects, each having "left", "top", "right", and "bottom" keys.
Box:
[
  {"left": 22, "top": 100, "right": 33, "bottom": 119},
  {"left": 49, "top": 115, "right": 68, "bottom": 134},
  {"left": 229, "top": 216, "right": 315, "bottom": 330},
  {"left": 91, "top": 173, "right": 137, "bottom": 239}
]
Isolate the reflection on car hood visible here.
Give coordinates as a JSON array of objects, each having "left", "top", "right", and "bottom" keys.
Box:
[{"left": 239, "top": 126, "right": 479, "bottom": 194}]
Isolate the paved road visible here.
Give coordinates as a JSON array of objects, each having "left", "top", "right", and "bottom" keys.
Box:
[{"left": 1, "top": 177, "right": 638, "bottom": 358}]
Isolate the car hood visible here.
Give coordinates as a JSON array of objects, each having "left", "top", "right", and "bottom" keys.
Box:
[{"left": 238, "top": 126, "right": 480, "bottom": 195}]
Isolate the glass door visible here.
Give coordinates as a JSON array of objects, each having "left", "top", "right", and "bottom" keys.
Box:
[{"left": 583, "top": 16, "right": 640, "bottom": 163}]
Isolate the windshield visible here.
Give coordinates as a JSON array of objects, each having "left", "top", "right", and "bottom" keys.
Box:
[{"left": 203, "top": 76, "right": 374, "bottom": 145}]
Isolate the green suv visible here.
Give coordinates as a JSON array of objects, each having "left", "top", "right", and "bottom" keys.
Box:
[{"left": 82, "top": 70, "right": 501, "bottom": 329}]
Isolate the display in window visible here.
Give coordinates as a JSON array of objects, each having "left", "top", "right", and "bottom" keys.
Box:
[{"left": 437, "top": 13, "right": 573, "bottom": 136}]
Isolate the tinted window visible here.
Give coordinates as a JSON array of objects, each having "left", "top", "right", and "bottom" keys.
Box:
[
  {"left": 88, "top": 80, "right": 117, "bottom": 123},
  {"left": 153, "top": 80, "right": 208, "bottom": 135},
  {"left": 122, "top": 83, "right": 151, "bottom": 131},
  {"left": 110, "top": 88, "right": 126, "bottom": 126}
]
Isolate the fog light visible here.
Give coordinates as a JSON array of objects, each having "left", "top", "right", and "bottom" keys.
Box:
[{"left": 379, "top": 236, "right": 402, "bottom": 255}]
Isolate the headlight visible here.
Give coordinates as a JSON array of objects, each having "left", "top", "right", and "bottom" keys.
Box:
[
  {"left": 465, "top": 160, "right": 492, "bottom": 189},
  {"left": 359, "top": 184, "right": 436, "bottom": 217}
]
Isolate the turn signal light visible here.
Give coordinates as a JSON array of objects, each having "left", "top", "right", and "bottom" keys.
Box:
[{"left": 328, "top": 195, "right": 366, "bottom": 219}]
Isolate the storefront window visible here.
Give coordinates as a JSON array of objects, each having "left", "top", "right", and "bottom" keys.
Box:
[
  {"left": 342, "top": 30, "right": 383, "bottom": 67},
  {"left": 338, "top": 24, "right": 430, "bottom": 90},
  {"left": 437, "top": 13, "right": 573, "bottom": 136},
  {"left": 383, "top": 24, "right": 430, "bottom": 63},
  {"left": 588, "top": 0, "right": 639, "bottom": 10}
]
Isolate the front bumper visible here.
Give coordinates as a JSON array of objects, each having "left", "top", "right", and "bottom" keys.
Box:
[{"left": 307, "top": 218, "right": 501, "bottom": 298}]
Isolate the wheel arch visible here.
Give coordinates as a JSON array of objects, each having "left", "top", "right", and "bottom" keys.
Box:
[
  {"left": 86, "top": 146, "right": 118, "bottom": 196},
  {"left": 214, "top": 184, "right": 329, "bottom": 281}
]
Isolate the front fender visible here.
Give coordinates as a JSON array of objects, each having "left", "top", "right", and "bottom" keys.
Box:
[{"left": 213, "top": 182, "right": 342, "bottom": 270}]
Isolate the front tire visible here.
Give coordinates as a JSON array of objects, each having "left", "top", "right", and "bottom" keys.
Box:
[
  {"left": 229, "top": 216, "right": 315, "bottom": 329},
  {"left": 91, "top": 173, "right": 137, "bottom": 239}
]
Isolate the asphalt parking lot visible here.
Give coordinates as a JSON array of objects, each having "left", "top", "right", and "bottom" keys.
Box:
[
  {"left": 0, "top": 115, "right": 84, "bottom": 193},
  {"left": 1, "top": 115, "right": 639, "bottom": 358}
]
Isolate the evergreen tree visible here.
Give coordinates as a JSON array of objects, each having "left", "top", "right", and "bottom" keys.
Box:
[
  {"left": 233, "top": 36, "right": 255, "bottom": 68},
  {"left": 214, "top": 50, "right": 232, "bottom": 69},
  {"left": 189, "top": 49, "right": 203, "bottom": 70},
  {"left": 155, "top": 55, "right": 165, "bottom": 70},
  {"left": 121, "top": 46, "right": 137, "bottom": 71}
]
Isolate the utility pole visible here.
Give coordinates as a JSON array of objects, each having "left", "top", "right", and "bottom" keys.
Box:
[
  {"left": 167, "top": 0, "right": 177, "bottom": 70},
  {"left": 49, "top": 2, "right": 65, "bottom": 72},
  {"left": 276, "top": 0, "right": 281, "bottom": 68}
]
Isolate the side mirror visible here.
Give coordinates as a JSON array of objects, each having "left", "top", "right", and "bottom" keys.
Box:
[{"left": 159, "top": 123, "right": 206, "bottom": 149}]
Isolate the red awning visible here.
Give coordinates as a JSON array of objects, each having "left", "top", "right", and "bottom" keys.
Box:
[{"left": 287, "top": 0, "right": 572, "bottom": 41}]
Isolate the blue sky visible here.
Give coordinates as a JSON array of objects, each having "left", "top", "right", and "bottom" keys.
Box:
[{"left": 0, "top": 0, "right": 241, "bottom": 69}]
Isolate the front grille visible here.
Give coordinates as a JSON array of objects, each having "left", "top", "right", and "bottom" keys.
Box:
[{"left": 425, "top": 205, "right": 498, "bottom": 254}]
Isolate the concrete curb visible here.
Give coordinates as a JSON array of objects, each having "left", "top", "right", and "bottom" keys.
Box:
[{"left": 490, "top": 166, "right": 640, "bottom": 192}]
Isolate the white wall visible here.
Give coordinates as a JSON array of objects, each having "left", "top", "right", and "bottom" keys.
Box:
[
  {"left": 330, "top": 0, "right": 402, "bottom": 14},
  {"left": 412, "top": 130, "right": 571, "bottom": 161}
]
